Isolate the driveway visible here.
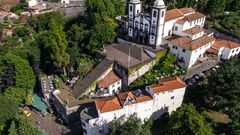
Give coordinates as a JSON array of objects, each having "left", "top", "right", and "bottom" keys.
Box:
[
  {"left": 29, "top": 110, "right": 69, "bottom": 135},
  {"left": 184, "top": 60, "right": 218, "bottom": 80}
]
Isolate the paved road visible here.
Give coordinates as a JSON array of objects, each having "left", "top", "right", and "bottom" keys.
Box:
[
  {"left": 184, "top": 60, "right": 218, "bottom": 80},
  {"left": 29, "top": 110, "right": 69, "bottom": 135}
]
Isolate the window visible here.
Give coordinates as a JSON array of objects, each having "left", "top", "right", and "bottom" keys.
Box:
[
  {"left": 130, "top": 5, "right": 132, "bottom": 11},
  {"left": 135, "top": 21, "right": 138, "bottom": 29},
  {"left": 145, "top": 24, "right": 149, "bottom": 31},
  {"left": 190, "top": 22, "right": 192, "bottom": 26},
  {"left": 112, "top": 84, "right": 115, "bottom": 88},
  {"left": 237, "top": 49, "right": 239, "bottom": 52},
  {"left": 174, "top": 26, "right": 178, "bottom": 31},
  {"left": 140, "top": 23, "right": 143, "bottom": 31},
  {"left": 82, "top": 122, "right": 86, "bottom": 127},
  {"left": 182, "top": 49, "right": 185, "bottom": 52},
  {"left": 153, "top": 10, "right": 157, "bottom": 17},
  {"left": 175, "top": 46, "right": 178, "bottom": 50},
  {"left": 161, "top": 11, "right": 164, "bottom": 17},
  {"left": 117, "top": 81, "right": 120, "bottom": 85},
  {"left": 171, "top": 96, "right": 175, "bottom": 99},
  {"left": 232, "top": 50, "right": 235, "bottom": 53},
  {"left": 137, "top": 9, "right": 139, "bottom": 14}
]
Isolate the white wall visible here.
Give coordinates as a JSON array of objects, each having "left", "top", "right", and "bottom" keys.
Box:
[
  {"left": 152, "top": 87, "right": 185, "bottom": 119},
  {"left": 83, "top": 86, "right": 186, "bottom": 135},
  {"left": 182, "top": 17, "right": 205, "bottom": 31},
  {"left": 108, "top": 80, "right": 122, "bottom": 95},
  {"left": 169, "top": 40, "right": 213, "bottom": 69}
]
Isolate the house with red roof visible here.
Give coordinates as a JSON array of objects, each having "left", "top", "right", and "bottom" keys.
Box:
[{"left": 81, "top": 76, "right": 186, "bottom": 135}]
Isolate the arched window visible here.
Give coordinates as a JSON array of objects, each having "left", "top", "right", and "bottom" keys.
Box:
[
  {"left": 153, "top": 11, "right": 157, "bottom": 17},
  {"left": 130, "top": 5, "right": 133, "bottom": 11},
  {"left": 161, "top": 11, "right": 164, "bottom": 17},
  {"left": 145, "top": 24, "right": 148, "bottom": 31},
  {"left": 135, "top": 21, "right": 138, "bottom": 29}
]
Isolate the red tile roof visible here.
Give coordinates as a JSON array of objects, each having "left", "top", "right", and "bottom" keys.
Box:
[
  {"left": 118, "top": 92, "right": 137, "bottom": 106},
  {"left": 95, "top": 97, "right": 122, "bottom": 113},
  {"left": 184, "top": 12, "right": 205, "bottom": 22},
  {"left": 213, "top": 39, "right": 240, "bottom": 49},
  {"left": 165, "top": 9, "right": 184, "bottom": 21},
  {"left": 178, "top": 8, "right": 194, "bottom": 14},
  {"left": 170, "top": 35, "right": 215, "bottom": 51},
  {"left": 133, "top": 90, "right": 152, "bottom": 103},
  {"left": 184, "top": 27, "right": 204, "bottom": 35},
  {"left": 151, "top": 76, "right": 186, "bottom": 94},
  {"left": 98, "top": 71, "right": 120, "bottom": 88}
]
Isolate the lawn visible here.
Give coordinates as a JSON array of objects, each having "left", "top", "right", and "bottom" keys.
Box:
[{"left": 203, "top": 110, "right": 232, "bottom": 124}]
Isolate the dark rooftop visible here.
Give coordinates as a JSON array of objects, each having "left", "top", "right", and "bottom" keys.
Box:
[
  {"left": 105, "top": 42, "right": 158, "bottom": 69},
  {"left": 72, "top": 59, "right": 113, "bottom": 98},
  {"left": 80, "top": 102, "right": 98, "bottom": 122}
]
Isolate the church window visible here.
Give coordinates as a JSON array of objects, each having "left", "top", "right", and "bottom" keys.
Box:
[
  {"left": 135, "top": 21, "right": 138, "bottom": 29},
  {"left": 130, "top": 5, "right": 133, "bottom": 11},
  {"left": 161, "top": 11, "right": 164, "bottom": 17},
  {"left": 182, "top": 49, "right": 185, "bottom": 52},
  {"left": 137, "top": 9, "right": 139, "bottom": 14},
  {"left": 171, "top": 96, "right": 174, "bottom": 99},
  {"left": 145, "top": 24, "right": 149, "bottom": 31},
  {"left": 153, "top": 11, "right": 157, "bottom": 17},
  {"left": 174, "top": 26, "right": 178, "bottom": 31},
  {"left": 140, "top": 23, "right": 143, "bottom": 31}
]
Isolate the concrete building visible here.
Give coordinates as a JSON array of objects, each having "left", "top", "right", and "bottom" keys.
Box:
[
  {"left": 211, "top": 39, "right": 240, "bottom": 60},
  {"left": 81, "top": 76, "right": 186, "bottom": 135}
]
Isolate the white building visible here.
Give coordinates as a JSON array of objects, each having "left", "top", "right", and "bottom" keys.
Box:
[
  {"left": 97, "top": 71, "right": 122, "bottom": 95},
  {"left": 28, "top": 0, "right": 39, "bottom": 7},
  {"left": 126, "top": 0, "right": 215, "bottom": 69},
  {"left": 81, "top": 76, "right": 186, "bottom": 135},
  {"left": 168, "top": 33, "right": 215, "bottom": 69},
  {"left": 211, "top": 39, "right": 240, "bottom": 60}
]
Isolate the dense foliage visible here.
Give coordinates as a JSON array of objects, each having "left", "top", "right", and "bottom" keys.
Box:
[
  {"left": 108, "top": 114, "right": 152, "bottom": 135},
  {"left": 130, "top": 51, "right": 186, "bottom": 88}
]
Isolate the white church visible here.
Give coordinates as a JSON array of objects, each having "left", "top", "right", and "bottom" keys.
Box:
[
  {"left": 123, "top": 0, "right": 240, "bottom": 70},
  {"left": 126, "top": 0, "right": 216, "bottom": 69}
]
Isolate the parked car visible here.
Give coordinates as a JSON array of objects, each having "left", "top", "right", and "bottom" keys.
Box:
[
  {"left": 215, "top": 65, "right": 220, "bottom": 68},
  {"left": 199, "top": 73, "right": 205, "bottom": 77},
  {"left": 211, "top": 67, "right": 217, "bottom": 72},
  {"left": 194, "top": 75, "right": 201, "bottom": 80},
  {"left": 22, "top": 110, "right": 31, "bottom": 117}
]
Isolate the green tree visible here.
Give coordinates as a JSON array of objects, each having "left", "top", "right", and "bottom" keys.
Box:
[
  {"left": 0, "top": 95, "right": 18, "bottom": 125},
  {"left": 169, "top": 104, "right": 212, "bottom": 135},
  {"left": 206, "top": 0, "right": 227, "bottom": 16},
  {"left": 8, "top": 121, "right": 18, "bottom": 135},
  {"left": 15, "top": 115, "right": 42, "bottom": 135},
  {"left": 204, "top": 58, "right": 240, "bottom": 111},
  {"left": 88, "top": 17, "right": 117, "bottom": 52},
  {"left": 108, "top": 114, "right": 152, "bottom": 135},
  {"left": 4, "top": 87, "right": 26, "bottom": 105},
  {"left": 38, "top": 18, "right": 70, "bottom": 74}
]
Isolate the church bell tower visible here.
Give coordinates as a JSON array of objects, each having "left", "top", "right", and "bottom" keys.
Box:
[
  {"left": 149, "top": 0, "right": 166, "bottom": 47},
  {"left": 128, "top": 0, "right": 142, "bottom": 38}
]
